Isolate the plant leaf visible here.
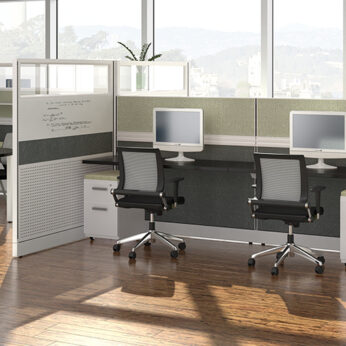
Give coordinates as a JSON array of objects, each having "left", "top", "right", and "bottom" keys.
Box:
[
  {"left": 118, "top": 41, "right": 137, "bottom": 61},
  {"left": 125, "top": 55, "right": 134, "bottom": 61},
  {"left": 148, "top": 54, "right": 162, "bottom": 61},
  {"left": 139, "top": 43, "right": 148, "bottom": 61},
  {"left": 140, "top": 43, "right": 152, "bottom": 61}
]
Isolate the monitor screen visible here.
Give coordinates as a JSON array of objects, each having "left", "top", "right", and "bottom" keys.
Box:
[
  {"left": 292, "top": 113, "right": 345, "bottom": 150},
  {"left": 155, "top": 109, "right": 202, "bottom": 144}
]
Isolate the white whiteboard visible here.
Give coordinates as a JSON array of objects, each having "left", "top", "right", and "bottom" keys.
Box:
[{"left": 18, "top": 93, "right": 113, "bottom": 141}]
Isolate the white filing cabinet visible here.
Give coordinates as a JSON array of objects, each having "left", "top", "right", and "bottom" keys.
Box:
[
  {"left": 84, "top": 170, "right": 119, "bottom": 239},
  {"left": 340, "top": 191, "right": 346, "bottom": 264}
]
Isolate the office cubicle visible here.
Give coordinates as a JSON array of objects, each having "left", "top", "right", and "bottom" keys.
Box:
[
  {"left": 12, "top": 59, "right": 114, "bottom": 257},
  {"left": 116, "top": 96, "right": 346, "bottom": 251}
]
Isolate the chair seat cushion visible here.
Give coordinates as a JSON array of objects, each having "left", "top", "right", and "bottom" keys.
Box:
[
  {"left": 117, "top": 195, "right": 184, "bottom": 212},
  {"left": 254, "top": 205, "right": 323, "bottom": 223}
]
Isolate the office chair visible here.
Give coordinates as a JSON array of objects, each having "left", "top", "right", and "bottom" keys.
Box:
[
  {"left": 0, "top": 133, "right": 12, "bottom": 196},
  {"left": 248, "top": 153, "right": 326, "bottom": 275},
  {"left": 110, "top": 147, "right": 186, "bottom": 259}
]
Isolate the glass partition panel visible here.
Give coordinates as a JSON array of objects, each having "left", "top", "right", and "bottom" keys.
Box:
[
  {"left": 149, "top": 65, "right": 185, "bottom": 92},
  {"left": 19, "top": 63, "right": 109, "bottom": 95},
  {"left": 117, "top": 62, "right": 187, "bottom": 96}
]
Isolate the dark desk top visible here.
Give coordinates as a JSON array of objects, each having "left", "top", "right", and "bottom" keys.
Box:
[
  {"left": 0, "top": 148, "right": 12, "bottom": 157},
  {"left": 82, "top": 155, "right": 346, "bottom": 179}
]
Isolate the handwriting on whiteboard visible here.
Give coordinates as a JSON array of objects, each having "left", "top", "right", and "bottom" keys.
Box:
[{"left": 42, "top": 99, "right": 92, "bottom": 132}]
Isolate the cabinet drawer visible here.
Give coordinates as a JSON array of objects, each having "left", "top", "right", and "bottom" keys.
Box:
[
  {"left": 84, "top": 204, "right": 117, "bottom": 239},
  {"left": 84, "top": 179, "right": 118, "bottom": 205}
]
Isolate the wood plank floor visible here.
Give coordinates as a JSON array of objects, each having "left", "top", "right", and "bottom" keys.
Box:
[{"left": 0, "top": 200, "right": 346, "bottom": 345}]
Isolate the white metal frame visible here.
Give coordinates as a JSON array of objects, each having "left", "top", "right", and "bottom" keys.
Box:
[{"left": 261, "top": 0, "right": 273, "bottom": 98}]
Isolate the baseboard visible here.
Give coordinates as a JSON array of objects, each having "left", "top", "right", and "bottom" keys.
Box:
[
  {"left": 13, "top": 226, "right": 85, "bottom": 257},
  {"left": 156, "top": 221, "right": 340, "bottom": 252}
]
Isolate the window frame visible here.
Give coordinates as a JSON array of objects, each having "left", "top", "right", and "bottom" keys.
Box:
[{"left": 43, "top": 0, "right": 344, "bottom": 99}]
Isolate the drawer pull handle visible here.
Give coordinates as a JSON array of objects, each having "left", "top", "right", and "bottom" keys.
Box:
[
  {"left": 92, "top": 187, "right": 107, "bottom": 191},
  {"left": 92, "top": 207, "right": 108, "bottom": 211}
]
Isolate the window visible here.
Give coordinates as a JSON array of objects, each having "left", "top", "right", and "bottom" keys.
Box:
[
  {"left": 155, "top": 0, "right": 261, "bottom": 97},
  {"left": 58, "top": 0, "right": 141, "bottom": 60},
  {"left": 274, "top": 0, "right": 343, "bottom": 99},
  {"left": 0, "top": 0, "right": 45, "bottom": 62}
]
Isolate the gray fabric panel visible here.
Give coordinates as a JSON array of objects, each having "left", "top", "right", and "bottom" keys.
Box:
[
  {"left": 260, "top": 158, "right": 301, "bottom": 201},
  {"left": 19, "top": 132, "right": 112, "bottom": 165},
  {"left": 123, "top": 151, "right": 158, "bottom": 191}
]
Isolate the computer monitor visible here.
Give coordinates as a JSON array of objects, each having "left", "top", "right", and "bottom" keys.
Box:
[
  {"left": 153, "top": 108, "right": 204, "bottom": 162},
  {"left": 290, "top": 111, "right": 346, "bottom": 169}
]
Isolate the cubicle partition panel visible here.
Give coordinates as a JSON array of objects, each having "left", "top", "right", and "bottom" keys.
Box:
[
  {"left": 256, "top": 98, "right": 346, "bottom": 147},
  {"left": 117, "top": 96, "right": 256, "bottom": 146},
  {"left": 13, "top": 60, "right": 114, "bottom": 257}
]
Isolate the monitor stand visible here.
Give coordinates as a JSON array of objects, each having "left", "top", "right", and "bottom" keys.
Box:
[
  {"left": 165, "top": 152, "right": 195, "bottom": 162},
  {"left": 307, "top": 158, "right": 337, "bottom": 170}
]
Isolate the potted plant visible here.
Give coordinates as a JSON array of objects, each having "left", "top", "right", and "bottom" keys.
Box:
[{"left": 118, "top": 41, "right": 162, "bottom": 90}]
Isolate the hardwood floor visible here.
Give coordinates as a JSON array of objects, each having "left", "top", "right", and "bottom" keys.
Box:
[{"left": 0, "top": 199, "right": 346, "bottom": 345}]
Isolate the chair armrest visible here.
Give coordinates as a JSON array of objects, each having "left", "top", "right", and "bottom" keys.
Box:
[
  {"left": 111, "top": 189, "right": 163, "bottom": 197},
  {"left": 167, "top": 177, "right": 184, "bottom": 203},
  {"left": 310, "top": 185, "right": 326, "bottom": 215},
  {"left": 249, "top": 198, "right": 307, "bottom": 208}
]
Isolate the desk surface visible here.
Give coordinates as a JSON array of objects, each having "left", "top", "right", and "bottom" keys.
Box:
[{"left": 82, "top": 155, "right": 346, "bottom": 179}]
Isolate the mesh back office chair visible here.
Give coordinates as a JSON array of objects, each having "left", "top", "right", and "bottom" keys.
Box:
[
  {"left": 111, "top": 147, "right": 186, "bottom": 259},
  {"left": 248, "top": 153, "right": 326, "bottom": 275},
  {"left": 0, "top": 133, "right": 12, "bottom": 196}
]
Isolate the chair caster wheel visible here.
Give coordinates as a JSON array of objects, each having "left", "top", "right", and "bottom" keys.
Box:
[
  {"left": 129, "top": 251, "right": 136, "bottom": 259},
  {"left": 317, "top": 256, "right": 325, "bottom": 264},
  {"left": 248, "top": 258, "right": 255, "bottom": 266},
  {"left": 144, "top": 241, "right": 151, "bottom": 247},
  {"left": 113, "top": 244, "right": 121, "bottom": 252},
  {"left": 90, "top": 237, "right": 95, "bottom": 241},
  {"left": 170, "top": 250, "right": 179, "bottom": 258},
  {"left": 271, "top": 267, "right": 279, "bottom": 275},
  {"left": 315, "top": 265, "right": 324, "bottom": 274},
  {"left": 261, "top": 243, "right": 265, "bottom": 246},
  {"left": 178, "top": 242, "right": 186, "bottom": 250}
]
